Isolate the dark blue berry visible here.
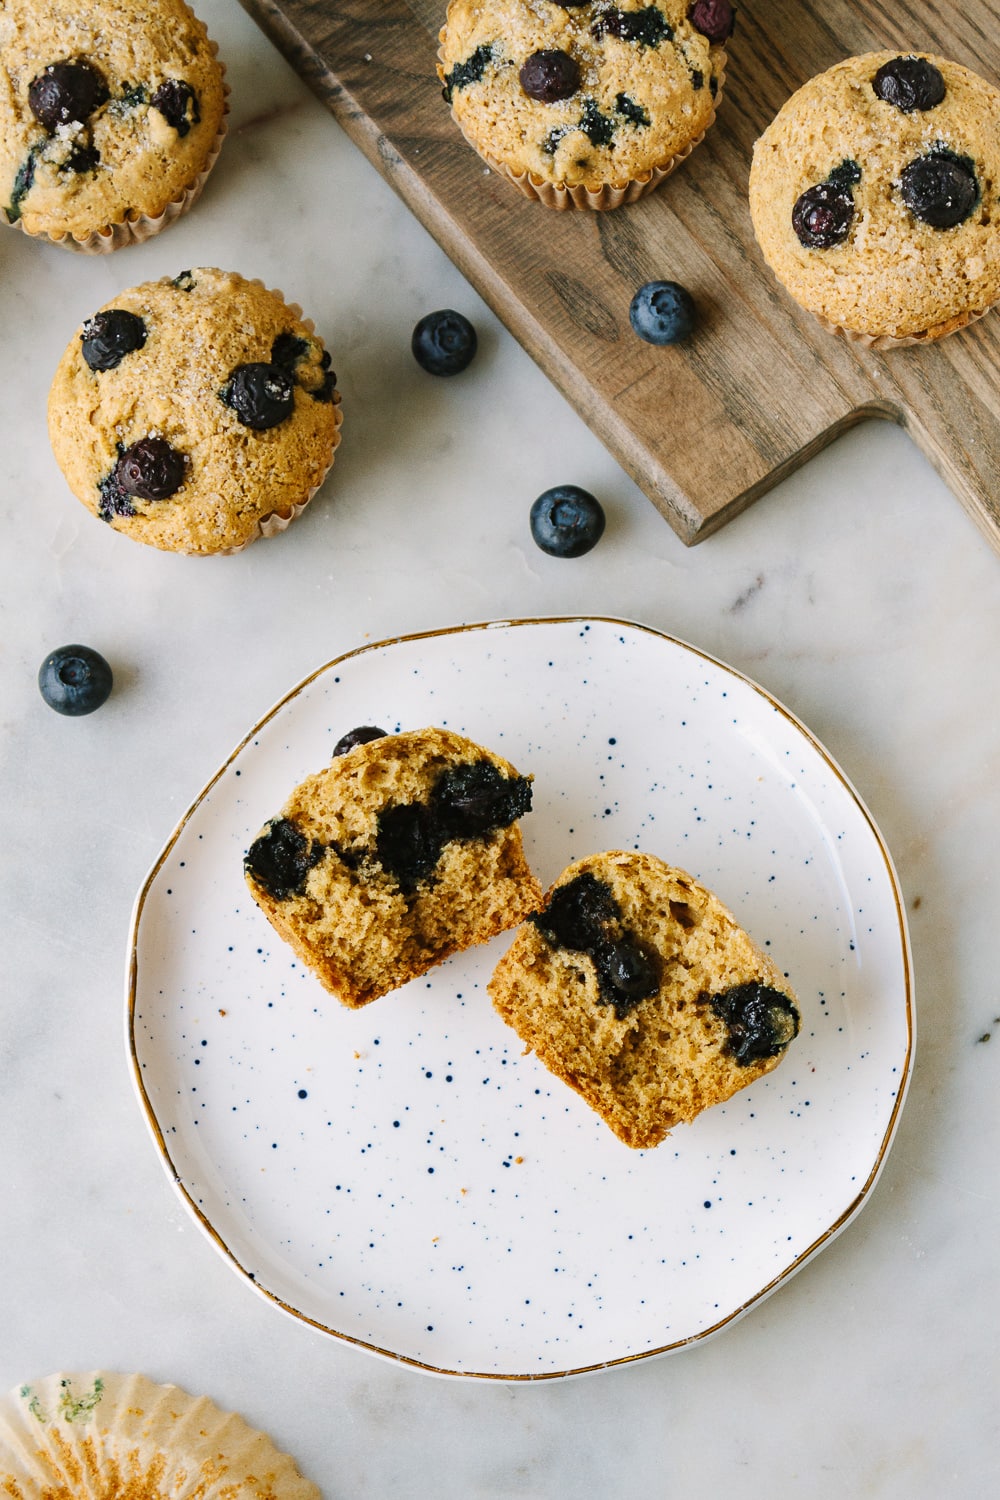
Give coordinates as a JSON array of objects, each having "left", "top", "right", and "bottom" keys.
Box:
[
  {"left": 900, "top": 149, "right": 978, "bottom": 228},
  {"left": 593, "top": 937, "right": 659, "bottom": 1016},
  {"left": 411, "top": 310, "right": 477, "bottom": 376},
  {"left": 81, "top": 309, "right": 147, "bottom": 371},
  {"left": 333, "top": 726, "right": 388, "bottom": 755},
  {"left": 150, "top": 78, "right": 200, "bottom": 136},
  {"left": 38, "top": 644, "right": 113, "bottom": 716},
  {"left": 221, "top": 362, "right": 296, "bottom": 429},
  {"left": 245, "top": 818, "right": 323, "bottom": 900},
  {"left": 872, "top": 56, "right": 945, "bottom": 113},
  {"left": 687, "top": 0, "right": 735, "bottom": 44},
  {"left": 114, "top": 437, "right": 186, "bottom": 500},
  {"left": 792, "top": 180, "right": 855, "bottom": 248},
  {"left": 708, "top": 983, "right": 800, "bottom": 1064},
  {"left": 28, "top": 59, "right": 108, "bottom": 131},
  {"left": 629, "top": 280, "right": 697, "bottom": 344},
  {"left": 432, "top": 762, "right": 532, "bottom": 839},
  {"left": 530, "top": 485, "right": 605, "bottom": 557},
  {"left": 520, "top": 50, "right": 580, "bottom": 104}
]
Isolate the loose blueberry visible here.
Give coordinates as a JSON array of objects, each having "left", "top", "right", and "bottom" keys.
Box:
[
  {"left": 333, "top": 726, "right": 388, "bottom": 755},
  {"left": 792, "top": 179, "right": 855, "bottom": 248},
  {"left": 411, "top": 309, "right": 478, "bottom": 376},
  {"left": 872, "top": 56, "right": 945, "bottom": 112},
  {"left": 28, "top": 59, "right": 109, "bottom": 131},
  {"left": 687, "top": 0, "right": 735, "bottom": 44},
  {"left": 530, "top": 485, "right": 605, "bottom": 558},
  {"left": 114, "top": 437, "right": 186, "bottom": 501},
  {"left": 38, "top": 644, "right": 113, "bottom": 716},
  {"left": 81, "top": 309, "right": 147, "bottom": 372},
  {"left": 150, "top": 78, "right": 200, "bottom": 136},
  {"left": 520, "top": 49, "right": 581, "bottom": 104},
  {"left": 629, "top": 280, "right": 697, "bottom": 344},
  {"left": 900, "top": 149, "right": 978, "bottom": 228},
  {"left": 221, "top": 362, "right": 296, "bottom": 429}
]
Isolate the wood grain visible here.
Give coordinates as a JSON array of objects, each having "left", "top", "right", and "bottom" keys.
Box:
[{"left": 237, "top": 0, "right": 1000, "bottom": 548}]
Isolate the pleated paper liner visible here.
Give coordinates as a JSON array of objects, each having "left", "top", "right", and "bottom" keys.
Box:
[
  {"left": 0, "top": 1372, "right": 320, "bottom": 1500},
  {"left": 438, "top": 37, "right": 725, "bottom": 211},
  {"left": 10, "top": 21, "right": 229, "bottom": 254},
  {"left": 813, "top": 302, "right": 994, "bottom": 350}
]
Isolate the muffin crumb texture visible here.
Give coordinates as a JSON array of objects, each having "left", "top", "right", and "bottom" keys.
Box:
[
  {"left": 749, "top": 51, "right": 1000, "bottom": 341},
  {"left": 244, "top": 728, "right": 543, "bottom": 1008},
  {"left": 489, "top": 851, "right": 800, "bottom": 1148}
]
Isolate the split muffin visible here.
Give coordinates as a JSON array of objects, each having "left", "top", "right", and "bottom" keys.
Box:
[
  {"left": 489, "top": 850, "right": 800, "bottom": 1148},
  {"left": 244, "top": 728, "right": 543, "bottom": 1008}
]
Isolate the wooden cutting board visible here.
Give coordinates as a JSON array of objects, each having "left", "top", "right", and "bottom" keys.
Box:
[{"left": 237, "top": 0, "right": 1000, "bottom": 548}]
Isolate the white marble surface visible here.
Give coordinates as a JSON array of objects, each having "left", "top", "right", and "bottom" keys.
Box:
[{"left": 3, "top": 2, "right": 1000, "bottom": 1494}]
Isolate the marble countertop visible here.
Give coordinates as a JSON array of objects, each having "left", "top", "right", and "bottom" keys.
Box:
[{"left": 3, "top": 3, "right": 1000, "bottom": 1495}]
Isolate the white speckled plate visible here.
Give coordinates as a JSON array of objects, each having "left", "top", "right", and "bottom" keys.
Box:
[{"left": 127, "top": 617, "right": 913, "bottom": 1380}]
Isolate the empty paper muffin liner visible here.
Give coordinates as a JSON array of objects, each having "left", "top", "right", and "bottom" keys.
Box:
[{"left": 0, "top": 1371, "right": 320, "bottom": 1500}]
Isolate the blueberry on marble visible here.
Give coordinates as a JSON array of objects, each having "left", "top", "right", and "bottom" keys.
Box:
[
  {"left": 245, "top": 818, "right": 324, "bottom": 899},
  {"left": 687, "top": 0, "right": 735, "bottom": 44},
  {"left": 333, "top": 726, "right": 389, "bottom": 756},
  {"left": 708, "top": 982, "right": 800, "bottom": 1063},
  {"left": 38, "top": 644, "right": 113, "bottom": 716},
  {"left": 221, "top": 362, "right": 296, "bottom": 429},
  {"left": 411, "top": 310, "right": 478, "bottom": 375},
  {"left": 113, "top": 437, "right": 187, "bottom": 501},
  {"left": 629, "top": 280, "right": 696, "bottom": 344},
  {"left": 872, "top": 56, "right": 945, "bottom": 112},
  {"left": 520, "top": 50, "right": 581, "bottom": 104},
  {"left": 81, "top": 310, "right": 147, "bottom": 371},
  {"left": 792, "top": 179, "right": 855, "bottom": 248},
  {"left": 900, "top": 149, "right": 978, "bottom": 228},
  {"left": 530, "top": 485, "right": 605, "bottom": 558},
  {"left": 28, "top": 59, "right": 109, "bottom": 131},
  {"left": 150, "top": 78, "right": 200, "bottom": 136}
]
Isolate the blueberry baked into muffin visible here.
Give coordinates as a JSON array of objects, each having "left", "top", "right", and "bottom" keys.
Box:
[
  {"left": 0, "top": 0, "right": 227, "bottom": 251},
  {"left": 438, "top": 0, "right": 734, "bottom": 209},
  {"left": 244, "top": 728, "right": 544, "bottom": 1008},
  {"left": 749, "top": 51, "right": 1000, "bottom": 344},
  {"left": 488, "top": 851, "right": 800, "bottom": 1148},
  {"left": 48, "top": 268, "right": 342, "bottom": 554}
]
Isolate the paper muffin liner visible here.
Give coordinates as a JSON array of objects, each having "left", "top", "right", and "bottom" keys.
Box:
[
  {"left": 208, "top": 283, "right": 343, "bottom": 558},
  {"left": 12, "top": 30, "right": 229, "bottom": 254},
  {"left": 438, "top": 34, "right": 724, "bottom": 210},
  {"left": 814, "top": 303, "right": 994, "bottom": 350},
  {"left": 0, "top": 1371, "right": 320, "bottom": 1500}
]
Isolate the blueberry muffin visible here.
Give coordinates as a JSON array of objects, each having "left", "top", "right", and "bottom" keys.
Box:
[
  {"left": 749, "top": 51, "right": 1000, "bottom": 344},
  {"left": 0, "top": 0, "right": 227, "bottom": 251},
  {"left": 244, "top": 728, "right": 544, "bottom": 1008},
  {"left": 48, "top": 268, "right": 342, "bottom": 554},
  {"left": 438, "top": 0, "right": 733, "bottom": 209},
  {"left": 488, "top": 851, "right": 800, "bottom": 1148}
]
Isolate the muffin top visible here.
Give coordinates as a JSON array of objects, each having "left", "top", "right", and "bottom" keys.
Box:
[
  {"left": 0, "top": 0, "right": 226, "bottom": 242},
  {"left": 749, "top": 51, "right": 1000, "bottom": 340},
  {"left": 48, "top": 267, "right": 341, "bottom": 555},
  {"left": 439, "top": 0, "right": 730, "bottom": 190}
]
